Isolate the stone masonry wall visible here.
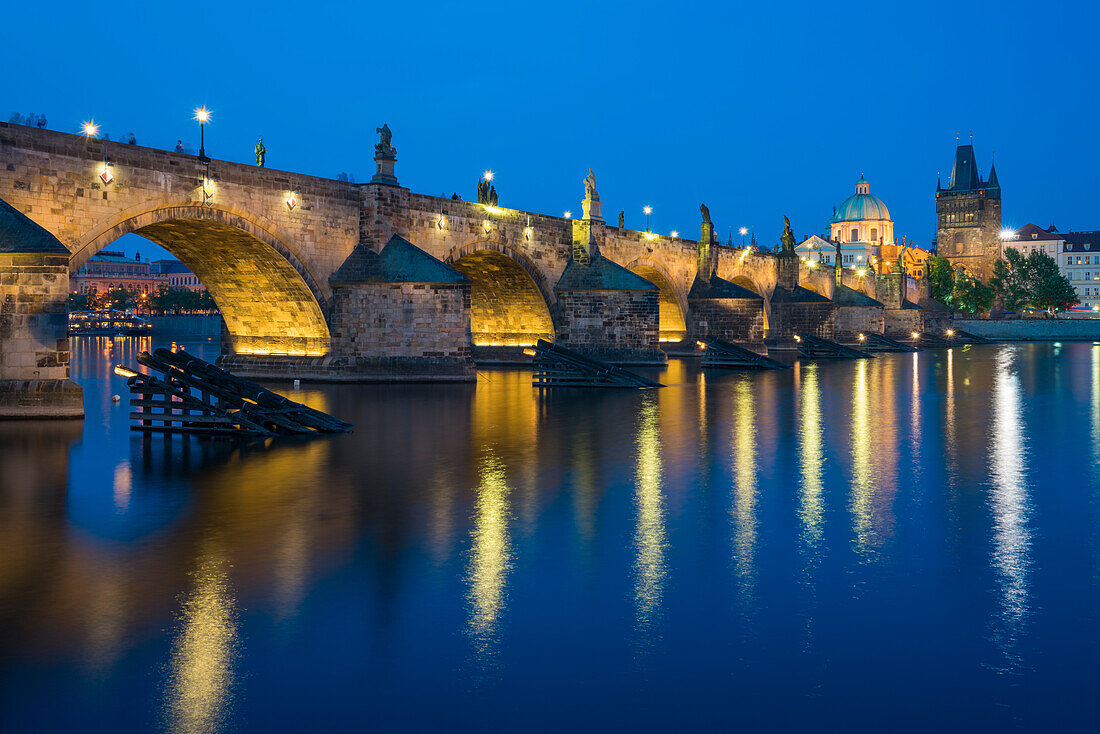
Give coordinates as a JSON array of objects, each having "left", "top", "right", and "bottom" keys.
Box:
[
  {"left": 884, "top": 308, "right": 925, "bottom": 336},
  {"left": 0, "top": 253, "right": 71, "bottom": 380},
  {"left": 834, "top": 306, "right": 885, "bottom": 342},
  {"left": 770, "top": 302, "right": 835, "bottom": 341},
  {"left": 688, "top": 298, "right": 766, "bottom": 343},
  {"left": 553, "top": 290, "right": 662, "bottom": 363},
  {"left": 330, "top": 282, "right": 471, "bottom": 360}
]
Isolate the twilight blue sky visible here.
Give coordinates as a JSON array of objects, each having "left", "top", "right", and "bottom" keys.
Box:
[{"left": 3, "top": 0, "right": 1097, "bottom": 260}]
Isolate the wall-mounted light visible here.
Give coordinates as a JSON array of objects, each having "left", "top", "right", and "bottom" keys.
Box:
[
  {"left": 524, "top": 226, "right": 533, "bottom": 241},
  {"left": 482, "top": 220, "right": 492, "bottom": 233},
  {"left": 99, "top": 163, "right": 113, "bottom": 185},
  {"left": 438, "top": 214, "right": 447, "bottom": 230},
  {"left": 286, "top": 189, "right": 299, "bottom": 210}
]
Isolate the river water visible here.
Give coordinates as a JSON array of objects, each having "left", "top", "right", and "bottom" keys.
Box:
[{"left": 2, "top": 336, "right": 1099, "bottom": 732}]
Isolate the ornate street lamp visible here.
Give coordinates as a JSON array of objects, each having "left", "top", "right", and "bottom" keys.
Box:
[
  {"left": 740, "top": 226, "right": 748, "bottom": 247},
  {"left": 194, "top": 107, "right": 211, "bottom": 163},
  {"left": 643, "top": 205, "right": 652, "bottom": 232}
]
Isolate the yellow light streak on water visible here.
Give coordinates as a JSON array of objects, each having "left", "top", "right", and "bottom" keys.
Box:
[
  {"left": 466, "top": 453, "right": 512, "bottom": 658},
  {"left": 988, "top": 347, "right": 1032, "bottom": 670},
  {"left": 164, "top": 538, "right": 238, "bottom": 734},
  {"left": 633, "top": 397, "right": 667, "bottom": 638}
]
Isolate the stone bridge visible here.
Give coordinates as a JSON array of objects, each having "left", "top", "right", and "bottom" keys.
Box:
[{"left": 0, "top": 122, "right": 946, "bottom": 416}]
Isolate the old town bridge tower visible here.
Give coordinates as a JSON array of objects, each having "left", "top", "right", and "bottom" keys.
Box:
[{"left": 935, "top": 141, "right": 1001, "bottom": 279}]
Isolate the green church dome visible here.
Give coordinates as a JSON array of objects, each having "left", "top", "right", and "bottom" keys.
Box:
[{"left": 831, "top": 176, "right": 891, "bottom": 223}]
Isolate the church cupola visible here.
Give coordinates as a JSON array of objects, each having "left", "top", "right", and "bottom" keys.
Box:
[{"left": 855, "top": 176, "right": 870, "bottom": 195}]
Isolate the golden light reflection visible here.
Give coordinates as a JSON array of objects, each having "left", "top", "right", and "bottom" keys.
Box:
[
  {"left": 466, "top": 453, "right": 512, "bottom": 656},
  {"left": 113, "top": 461, "right": 132, "bottom": 511},
  {"left": 731, "top": 378, "right": 758, "bottom": 588},
  {"left": 988, "top": 348, "right": 1032, "bottom": 668},
  {"left": 633, "top": 397, "right": 667, "bottom": 636},
  {"left": 851, "top": 359, "right": 873, "bottom": 551},
  {"left": 797, "top": 365, "right": 823, "bottom": 551},
  {"left": 164, "top": 538, "right": 238, "bottom": 734}
]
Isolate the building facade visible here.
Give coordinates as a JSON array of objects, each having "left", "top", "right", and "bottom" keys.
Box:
[
  {"left": 70, "top": 250, "right": 166, "bottom": 295},
  {"left": 1002, "top": 223, "right": 1063, "bottom": 260},
  {"left": 935, "top": 142, "right": 1002, "bottom": 280},
  {"left": 150, "top": 259, "right": 206, "bottom": 292},
  {"left": 1061, "top": 231, "right": 1100, "bottom": 309}
]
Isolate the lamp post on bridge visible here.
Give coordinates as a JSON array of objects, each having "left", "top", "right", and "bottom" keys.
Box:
[
  {"left": 644, "top": 205, "right": 652, "bottom": 233},
  {"left": 740, "top": 227, "right": 747, "bottom": 247},
  {"left": 194, "top": 107, "right": 211, "bottom": 164}
]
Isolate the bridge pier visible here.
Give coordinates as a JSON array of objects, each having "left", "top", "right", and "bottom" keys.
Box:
[
  {"left": 551, "top": 220, "right": 665, "bottom": 364},
  {"left": 0, "top": 200, "right": 83, "bottom": 418},
  {"left": 767, "top": 247, "right": 835, "bottom": 349}
]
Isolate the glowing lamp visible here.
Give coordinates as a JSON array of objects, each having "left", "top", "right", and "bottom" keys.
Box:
[
  {"left": 643, "top": 206, "right": 652, "bottom": 215},
  {"left": 793, "top": 335, "right": 802, "bottom": 342},
  {"left": 740, "top": 227, "right": 748, "bottom": 236},
  {"left": 696, "top": 340, "right": 707, "bottom": 349},
  {"left": 564, "top": 211, "right": 572, "bottom": 219},
  {"left": 911, "top": 331, "right": 920, "bottom": 339},
  {"left": 99, "top": 165, "right": 113, "bottom": 185},
  {"left": 194, "top": 107, "right": 211, "bottom": 123},
  {"left": 484, "top": 170, "right": 493, "bottom": 182},
  {"left": 286, "top": 192, "right": 298, "bottom": 210},
  {"left": 1000, "top": 228, "right": 1015, "bottom": 240},
  {"left": 82, "top": 121, "right": 98, "bottom": 137},
  {"left": 202, "top": 178, "right": 215, "bottom": 199},
  {"left": 113, "top": 365, "right": 138, "bottom": 378},
  {"left": 438, "top": 215, "right": 447, "bottom": 230},
  {"left": 522, "top": 348, "right": 536, "bottom": 357},
  {"left": 946, "top": 329, "right": 955, "bottom": 337},
  {"left": 858, "top": 333, "right": 866, "bottom": 341}
]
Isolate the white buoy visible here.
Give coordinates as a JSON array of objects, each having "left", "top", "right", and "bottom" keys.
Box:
[{"left": 112, "top": 394, "right": 121, "bottom": 403}]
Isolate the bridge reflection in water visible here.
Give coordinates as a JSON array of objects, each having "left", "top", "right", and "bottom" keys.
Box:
[{"left": 0, "top": 340, "right": 1089, "bottom": 731}]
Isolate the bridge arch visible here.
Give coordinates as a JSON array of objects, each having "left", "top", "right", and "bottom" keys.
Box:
[
  {"left": 625, "top": 257, "right": 688, "bottom": 343},
  {"left": 445, "top": 241, "right": 556, "bottom": 347},
  {"left": 71, "top": 203, "right": 331, "bottom": 356}
]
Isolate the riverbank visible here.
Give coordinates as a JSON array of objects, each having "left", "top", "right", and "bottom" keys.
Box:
[{"left": 955, "top": 317, "right": 1100, "bottom": 341}]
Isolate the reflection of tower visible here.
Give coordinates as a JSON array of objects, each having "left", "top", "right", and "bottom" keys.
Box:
[
  {"left": 988, "top": 349, "right": 1032, "bottom": 668},
  {"left": 633, "top": 397, "right": 667, "bottom": 639}
]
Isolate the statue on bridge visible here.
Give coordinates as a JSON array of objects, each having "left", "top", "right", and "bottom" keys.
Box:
[
  {"left": 254, "top": 137, "right": 266, "bottom": 167},
  {"left": 780, "top": 216, "right": 796, "bottom": 253},
  {"left": 699, "top": 203, "right": 712, "bottom": 225},
  {"left": 584, "top": 169, "right": 598, "bottom": 200},
  {"left": 375, "top": 124, "right": 396, "bottom": 159},
  {"left": 619, "top": 210, "right": 625, "bottom": 228}
]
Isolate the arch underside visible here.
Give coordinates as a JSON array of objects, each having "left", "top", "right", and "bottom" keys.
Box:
[
  {"left": 135, "top": 219, "right": 330, "bottom": 356},
  {"left": 449, "top": 250, "right": 554, "bottom": 347},
  {"left": 630, "top": 265, "right": 686, "bottom": 342}
]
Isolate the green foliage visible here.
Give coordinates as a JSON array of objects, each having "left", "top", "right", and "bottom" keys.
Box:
[
  {"left": 952, "top": 274, "right": 995, "bottom": 315},
  {"left": 989, "top": 249, "right": 1032, "bottom": 312},
  {"left": 926, "top": 255, "right": 955, "bottom": 304},
  {"left": 1028, "top": 250, "right": 1078, "bottom": 312},
  {"left": 69, "top": 285, "right": 218, "bottom": 314}
]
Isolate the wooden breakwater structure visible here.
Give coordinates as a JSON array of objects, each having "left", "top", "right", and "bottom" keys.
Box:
[
  {"left": 527, "top": 339, "right": 663, "bottom": 388},
  {"left": 117, "top": 348, "right": 352, "bottom": 437}
]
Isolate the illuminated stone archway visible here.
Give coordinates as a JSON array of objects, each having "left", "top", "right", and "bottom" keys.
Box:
[
  {"left": 627, "top": 261, "right": 687, "bottom": 343},
  {"left": 74, "top": 205, "right": 331, "bottom": 356},
  {"left": 447, "top": 243, "right": 555, "bottom": 347}
]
